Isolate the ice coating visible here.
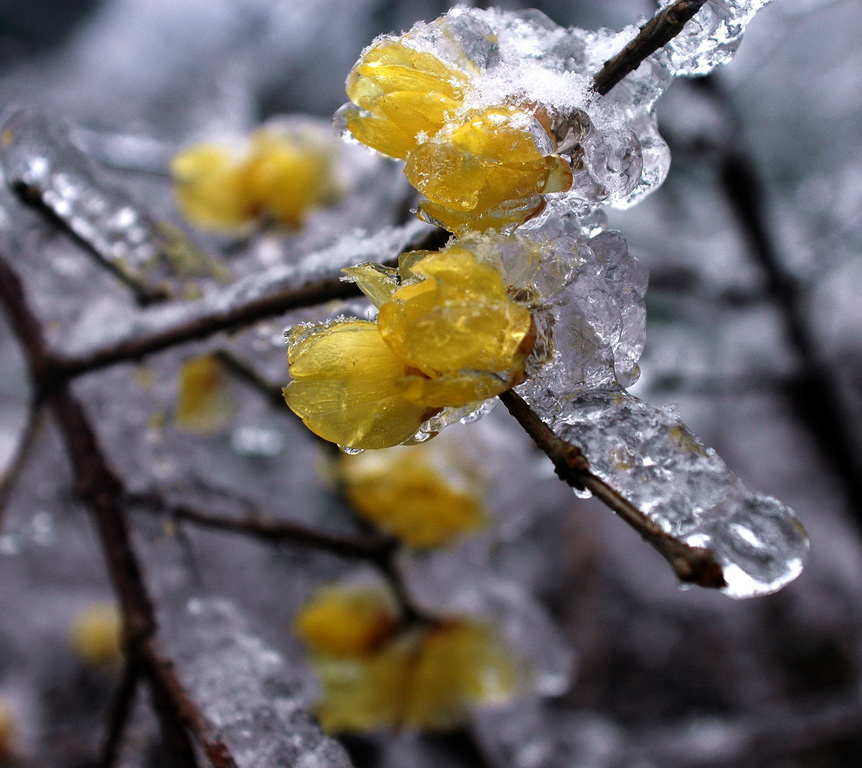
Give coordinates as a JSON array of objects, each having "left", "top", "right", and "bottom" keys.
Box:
[
  {"left": 338, "top": 3, "right": 772, "bottom": 227},
  {"left": 0, "top": 109, "right": 164, "bottom": 284},
  {"left": 547, "top": 388, "right": 808, "bottom": 598},
  {"left": 161, "top": 597, "right": 352, "bottom": 768}
]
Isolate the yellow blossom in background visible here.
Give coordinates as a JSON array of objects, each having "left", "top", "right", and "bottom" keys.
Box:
[
  {"left": 295, "top": 586, "right": 398, "bottom": 657},
  {"left": 284, "top": 244, "right": 535, "bottom": 450},
  {"left": 174, "top": 353, "right": 235, "bottom": 435},
  {"left": 171, "top": 125, "right": 336, "bottom": 232},
  {"left": 341, "top": 38, "right": 571, "bottom": 233},
  {"left": 69, "top": 602, "right": 122, "bottom": 667},
  {"left": 306, "top": 618, "right": 524, "bottom": 733},
  {"left": 339, "top": 438, "right": 485, "bottom": 548}
]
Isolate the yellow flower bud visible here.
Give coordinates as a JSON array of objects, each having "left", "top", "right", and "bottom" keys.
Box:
[
  {"left": 69, "top": 602, "right": 122, "bottom": 667},
  {"left": 339, "top": 437, "right": 485, "bottom": 548},
  {"left": 174, "top": 353, "right": 235, "bottom": 435},
  {"left": 295, "top": 586, "right": 397, "bottom": 658}
]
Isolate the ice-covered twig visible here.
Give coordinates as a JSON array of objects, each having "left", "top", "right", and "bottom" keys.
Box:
[
  {"left": 592, "top": 0, "right": 709, "bottom": 96},
  {"left": 0, "top": 402, "right": 44, "bottom": 529},
  {"left": 50, "top": 225, "right": 449, "bottom": 381},
  {"left": 0, "top": 254, "right": 238, "bottom": 768},
  {"left": 499, "top": 390, "right": 726, "bottom": 588}
]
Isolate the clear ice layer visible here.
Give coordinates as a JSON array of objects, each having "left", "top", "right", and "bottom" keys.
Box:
[
  {"left": 547, "top": 388, "right": 808, "bottom": 598},
  {"left": 161, "top": 597, "right": 352, "bottom": 768},
  {"left": 0, "top": 109, "right": 164, "bottom": 284},
  {"left": 340, "top": 3, "right": 772, "bottom": 225}
]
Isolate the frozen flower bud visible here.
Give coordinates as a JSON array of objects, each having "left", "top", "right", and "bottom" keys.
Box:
[
  {"left": 69, "top": 602, "right": 122, "bottom": 667},
  {"left": 339, "top": 438, "right": 486, "bottom": 548},
  {"left": 284, "top": 244, "right": 535, "bottom": 450},
  {"left": 339, "top": 30, "right": 572, "bottom": 233},
  {"left": 295, "top": 586, "right": 398, "bottom": 658}
]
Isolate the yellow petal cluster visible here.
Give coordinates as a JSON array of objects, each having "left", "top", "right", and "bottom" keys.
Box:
[
  {"left": 171, "top": 125, "right": 335, "bottom": 232},
  {"left": 284, "top": 245, "right": 534, "bottom": 450},
  {"left": 342, "top": 39, "right": 572, "bottom": 232},
  {"left": 303, "top": 615, "right": 523, "bottom": 733},
  {"left": 69, "top": 602, "right": 123, "bottom": 667},
  {"left": 174, "top": 353, "right": 235, "bottom": 435},
  {"left": 295, "top": 586, "right": 398, "bottom": 657},
  {"left": 339, "top": 438, "right": 485, "bottom": 548}
]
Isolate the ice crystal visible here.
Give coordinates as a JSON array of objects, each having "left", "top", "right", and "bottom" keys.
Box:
[{"left": 0, "top": 109, "right": 164, "bottom": 283}]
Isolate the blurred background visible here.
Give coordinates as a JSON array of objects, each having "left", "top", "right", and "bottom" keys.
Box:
[{"left": 1, "top": 0, "right": 861, "bottom": 766}]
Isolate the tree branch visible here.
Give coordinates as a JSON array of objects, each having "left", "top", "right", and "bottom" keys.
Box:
[
  {"left": 128, "top": 490, "right": 394, "bottom": 562},
  {"left": 499, "top": 390, "right": 726, "bottom": 589},
  {"left": 97, "top": 660, "right": 141, "bottom": 768},
  {"left": 592, "top": 0, "right": 708, "bottom": 96},
  {"left": 50, "top": 226, "right": 449, "bottom": 381},
  {"left": 0, "top": 254, "right": 237, "bottom": 768},
  {"left": 0, "top": 402, "right": 44, "bottom": 529}
]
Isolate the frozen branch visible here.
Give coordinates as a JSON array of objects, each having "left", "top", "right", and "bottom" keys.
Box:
[
  {"left": 592, "top": 0, "right": 709, "bottom": 96},
  {"left": 499, "top": 390, "right": 726, "bottom": 589},
  {"left": 0, "top": 254, "right": 237, "bottom": 768},
  {"left": 50, "top": 226, "right": 449, "bottom": 381}
]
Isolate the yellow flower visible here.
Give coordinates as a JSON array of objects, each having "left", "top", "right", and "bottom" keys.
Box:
[
  {"left": 309, "top": 619, "right": 523, "bottom": 733},
  {"left": 283, "top": 245, "right": 535, "bottom": 450},
  {"left": 339, "top": 437, "right": 485, "bottom": 548},
  {"left": 171, "top": 125, "right": 335, "bottom": 232},
  {"left": 295, "top": 586, "right": 398, "bottom": 657},
  {"left": 344, "top": 40, "right": 469, "bottom": 160},
  {"left": 341, "top": 37, "right": 572, "bottom": 232},
  {"left": 283, "top": 319, "right": 435, "bottom": 450},
  {"left": 174, "top": 353, "right": 235, "bottom": 435},
  {"left": 69, "top": 602, "right": 122, "bottom": 667}
]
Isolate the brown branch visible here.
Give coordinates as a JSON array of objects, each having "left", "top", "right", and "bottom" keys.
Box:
[
  {"left": 128, "top": 490, "right": 394, "bottom": 562},
  {"left": 0, "top": 255, "right": 237, "bottom": 768},
  {"left": 97, "top": 660, "right": 141, "bottom": 768},
  {"left": 50, "top": 226, "right": 449, "bottom": 381},
  {"left": 499, "top": 390, "right": 726, "bottom": 589},
  {"left": 0, "top": 402, "right": 44, "bottom": 529},
  {"left": 592, "top": 0, "right": 709, "bottom": 96}
]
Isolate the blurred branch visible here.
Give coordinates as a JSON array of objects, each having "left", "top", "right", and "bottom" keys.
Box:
[
  {"left": 688, "top": 75, "right": 862, "bottom": 526},
  {"left": 0, "top": 401, "right": 44, "bottom": 529},
  {"left": 0, "top": 254, "right": 237, "bottom": 768},
  {"left": 592, "top": 0, "right": 708, "bottom": 96},
  {"left": 499, "top": 390, "right": 726, "bottom": 589},
  {"left": 613, "top": 689, "right": 862, "bottom": 768},
  {"left": 128, "top": 489, "right": 394, "bottom": 562},
  {"left": 213, "top": 350, "right": 288, "bottom": 413},
  {"left": 97, "top": 660, "right": 140, "bottom": 768}
]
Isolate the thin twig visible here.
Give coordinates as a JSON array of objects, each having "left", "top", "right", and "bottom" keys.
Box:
[
  {"left": 0, "top": 402, "right": 44, "bottom": 529},
  {"left": 128, "top": 490, "right": 395, "bottom": 562},
  {"left": 499, "top": 390, "right": 726, "bottom": 588},
  {"left": 592, "top": 0, "right": 709, "bottom": 96},
  {"left": 97, "top": 660, "right": 141, "bottom": 768},
  {"left": 213, "top": 350, "right": 287, "bottom": 412}
]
